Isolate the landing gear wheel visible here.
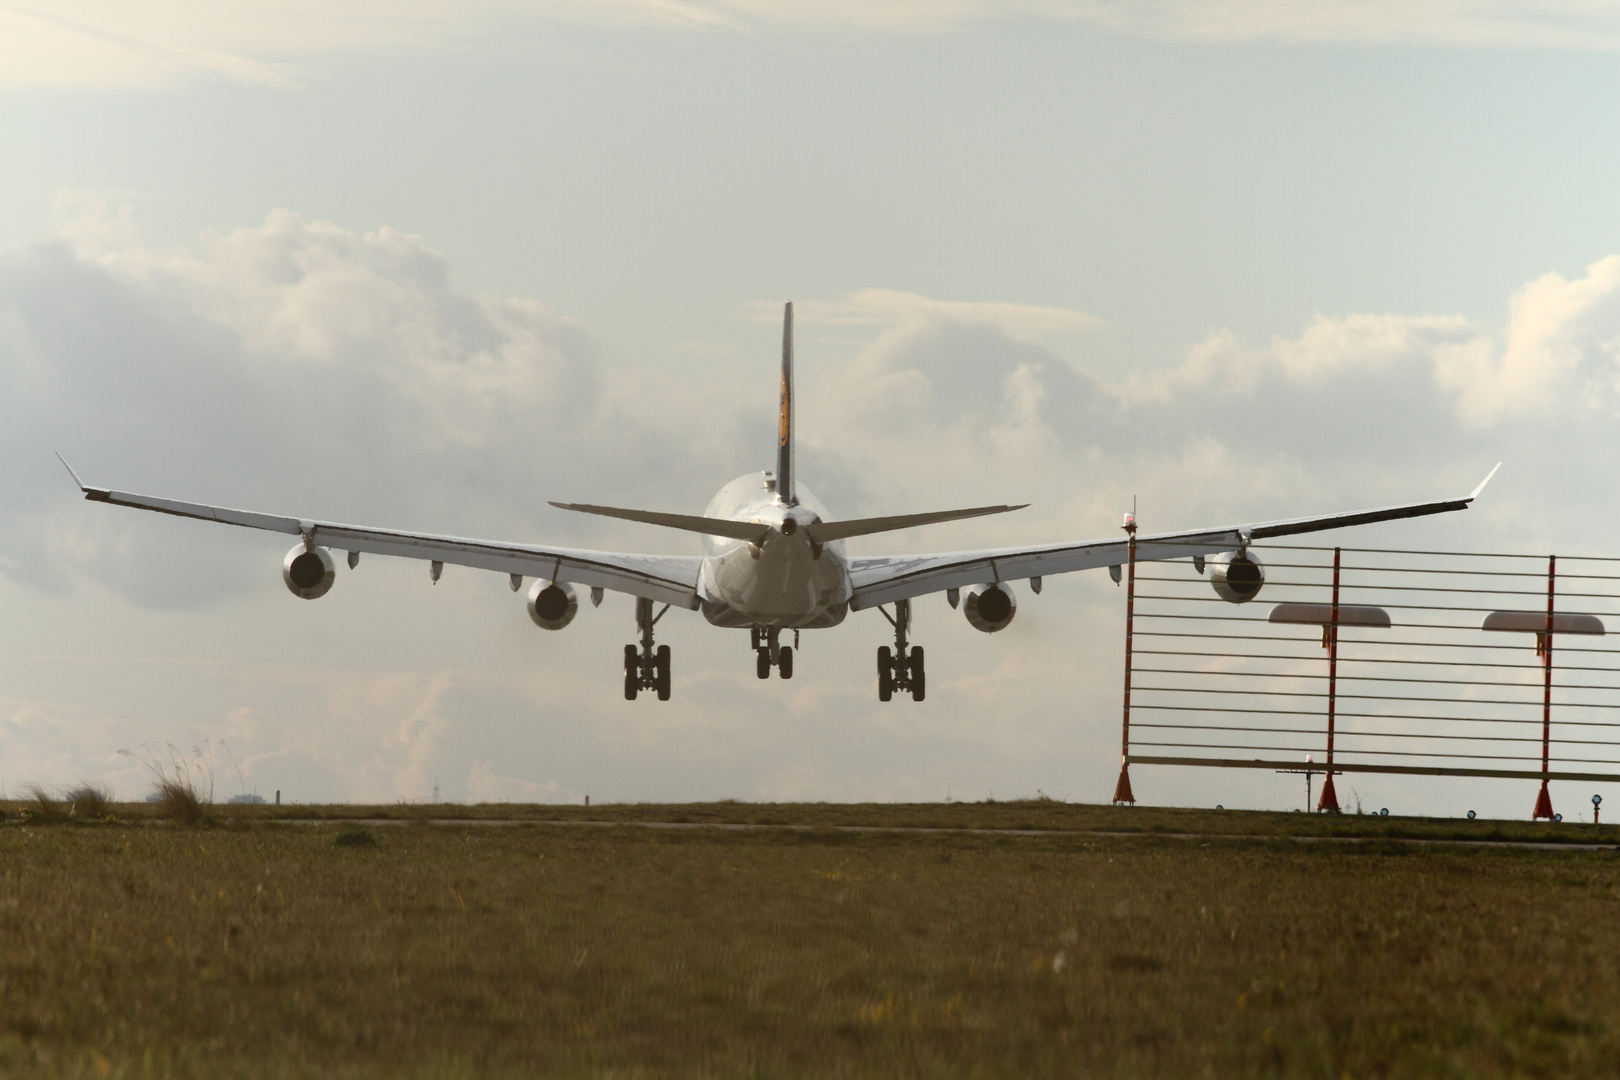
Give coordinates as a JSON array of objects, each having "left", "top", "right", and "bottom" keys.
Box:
[
  {"left": 910, "top": 646, "right": 924, "bottom": 701},
  {"left": 757, "top": 648, "right": 772, "bottom": 680},
  {"left": 655, "top": 644, "right": 671, "bottom": 701},
  {"left": 624, "top": 645, "right": 639, "bottom": 700},
  {"left": 877, "top": 645, "right": 893, "bottom": 701},
  {"left": 779, "top": 646, "right": 793, "bottom": 680}
]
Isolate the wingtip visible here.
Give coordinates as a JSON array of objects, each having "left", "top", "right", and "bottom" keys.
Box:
[
  {"left": 1468, "top": 462, "right": 1502, "bottom": 502},
  {"left": 54, "top": 451, "right": 85, "bottom": 491}
]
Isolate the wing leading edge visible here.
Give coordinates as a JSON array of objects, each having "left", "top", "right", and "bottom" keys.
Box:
[
  {"left": 847, "top": 467, "right": 1499, "bottom": 611},
  {"left": 61, "top": 465, "right": 701, "bottom": 609}
]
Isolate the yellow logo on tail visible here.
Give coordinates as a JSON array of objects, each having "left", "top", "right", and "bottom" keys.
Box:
[{"left": 779, "top": 373, "right": 790, "bottom": 447}]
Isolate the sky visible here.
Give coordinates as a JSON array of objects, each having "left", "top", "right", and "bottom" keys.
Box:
[{"left": 5, "top": 1, "right": 1620, "bottom": 816}]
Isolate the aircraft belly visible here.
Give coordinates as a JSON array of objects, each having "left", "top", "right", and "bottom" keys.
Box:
[{"left": 702, "top": 541, "right": 847, "bottom": 628}]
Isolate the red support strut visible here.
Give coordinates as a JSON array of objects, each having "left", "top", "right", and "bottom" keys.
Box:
[
  {"left": 1318, "top": 547, "right": 1342, "bottom": 813},
  {"left": 1533, "top": 555, "right": 1557, "bottom": 820},
  {"left": 1114, "top": 516, "right": 1138, "bottom": 805}
]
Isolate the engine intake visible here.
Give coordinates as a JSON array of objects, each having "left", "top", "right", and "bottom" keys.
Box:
[
  {"left": 963, "top": 583, "right": 1016, "bottom": 633},
  {"left": 1210, "top": 549, "right": 1265, "bottom": 604},
  {"left": 283, "top": 545, "right": 336, "bottom": 600},
  {"left": 527, "top": 580, "right": 578, "bottom": 630}
]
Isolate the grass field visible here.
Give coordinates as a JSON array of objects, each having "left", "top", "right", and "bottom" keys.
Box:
[{"left": 2, "top": 803, "right": 1619, "bottom": 1078}]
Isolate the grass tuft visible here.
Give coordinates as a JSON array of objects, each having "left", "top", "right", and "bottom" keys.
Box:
[
  {"left": 333, "top": 827, "right": 378, "bottom": 848},
  {"left": 18, "top": 783, "right": 64, "bottom": 824},
  {"left": 124, "top": 742, "right": 214, "bottom": 825},
  {"left": 64, "top": 783, "right": 112, "bottom": 821},
  {"left": 154, "top": 778, "right": 208, "bottom": 826}
]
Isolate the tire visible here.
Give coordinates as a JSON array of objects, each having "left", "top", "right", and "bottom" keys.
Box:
[
  {"left": 624, "top": 644, "right": 640, "bottom": 700},
  {"left": 624, "top": 672, "right": 638, "bottom": 700},
  {"left": 655, "top": 644, "right": 671, "bottom": 701},
  {"left": 877, "top": 646, "right": 893, "bottom": 702},
  {"left": 910, "top": 647, "right": 925, "bottom": 702},
  {"left": 757, "top": 648, "right": 772, "bottom": 680},
  {"left": 779, "top": 646, "right": 793, "bottom": 680}
]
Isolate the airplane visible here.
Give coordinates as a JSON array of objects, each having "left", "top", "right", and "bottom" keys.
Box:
[{"left": 59, "top": 303, "right": 1499, "bottom": 703}]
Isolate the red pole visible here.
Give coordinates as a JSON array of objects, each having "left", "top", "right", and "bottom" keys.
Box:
[
  {"left": 1112, "top": 521, "right": 1138, "bottom": 805},
  {"left": 1318, "top": 547, "right": 1341, "bottom": 813},
  {"left": 1533, "top": 555, "right": 1556, "bottom": 820}
]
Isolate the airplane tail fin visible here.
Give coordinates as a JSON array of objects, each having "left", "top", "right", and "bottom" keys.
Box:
[{"left": 777, "top": 302, "right": 796, "bottom": 506}]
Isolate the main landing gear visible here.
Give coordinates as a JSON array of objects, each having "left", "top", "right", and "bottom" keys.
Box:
[
  {"left": 624, "top": 597, "right": 671, "bottom": 701},
  {"left": 751, "top": 626, "right": 795, "bottom": 679},
  {"left": 877, "top": 598, "right": 924, "bottom": 702}
]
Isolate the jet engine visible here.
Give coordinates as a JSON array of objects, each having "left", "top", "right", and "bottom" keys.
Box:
[
  {"left": 1210, "top": 549, "right": 1265, "bottom": 603},
  {"left": 527, "top": 580, "right": 579, "bottom": 630},
  {"left": 962, "top": 583, "right": 1017, "bottom": 633},
  {"left": 283, "top": 544, "right": 336, "bottom": 600}
]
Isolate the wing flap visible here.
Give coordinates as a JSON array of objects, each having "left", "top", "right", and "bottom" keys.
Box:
[
  {"left": 849, "top": 532, "right": 1237, "bottom": 609},
  {"left": 849, "top": 468, "right": 1499, "bottom": 609},
  {"left": 75, "top": 479, "right": 702, "bottom": 608}
]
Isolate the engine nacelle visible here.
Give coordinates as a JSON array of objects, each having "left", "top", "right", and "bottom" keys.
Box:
[
  {"left": 527, "top": 580, "right": 578, "bottom": 630},
  {"left": 962, "top": 582, "right": 1017, "bottom": 633},
  {"left": 283, "top": 544, "right": 336, "bottom": 600},
  {"left": 1210, "top": 549, "right": 1265, "bottom": 604}
]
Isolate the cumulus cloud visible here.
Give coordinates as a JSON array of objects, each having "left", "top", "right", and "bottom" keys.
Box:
[
  {"left": 796, "top": 254, "right": 1620, "bottom": 552},
  {"left": 467, "top": 759, "right": 568, "bottom": 803},
  {"left": 0, "top": 201, "right": 733, "bottom": 607}
]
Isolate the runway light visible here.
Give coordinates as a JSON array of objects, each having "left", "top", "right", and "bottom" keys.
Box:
[
  {"left": 1467, "top": 810, "right": 1476, "bottom": 819},
  {"left": 1379, "top": 808, "right": 1388, "bottom": 817}
]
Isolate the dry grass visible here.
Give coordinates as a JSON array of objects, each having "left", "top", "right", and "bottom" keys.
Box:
[
  {"left": 208, "top": 796, "right": 1620, "bottom": 846},
  {"left": 152, "top": 777, "right": 208, "bottom": 826},
  {"left": 1, "top": 812, "right": 1618, "bottom": 1078},
  {"left": 17, "top": 783, "right": 64, "bottom": 824},
  {"left": 63, "top": 783, "right": 112, "bottom": 820}
]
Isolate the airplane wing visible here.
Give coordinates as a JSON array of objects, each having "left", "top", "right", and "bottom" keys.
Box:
[
  {"left": 846, "top": 466, "right": 1499, "bottom": 611},
  {"left": 60, "top": 464, "right": 701, "bottom": 609}
]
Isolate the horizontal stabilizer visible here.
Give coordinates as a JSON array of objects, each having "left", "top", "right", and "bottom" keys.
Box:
[
  {"left": 550, "top": 500, "right": 1026, "bottom": 545},
  {"left": 806, "top": 504, "right": 1026, "bottom": 544},
  {"left": 549, "top": 502, "right": 770, "bottom": 544}
]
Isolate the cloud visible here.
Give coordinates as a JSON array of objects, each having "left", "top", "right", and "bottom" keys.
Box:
[
  {"left": 1122, "top": 254, "right": 1620, "bottom": 446},
  {"left": 10, "top": 2, "right": 1620, "bottom": 90},
  {"left": 1054, "top": 0, "right": 1620, "bottom": 49},
  {"left": 576, "top": 0, "right": 1620, "bottom": 47},
  {"left": 466, "top": 759, "right": 568, "bottom": 803},
  {"left": 1435, "top": 255, "right": 1620, "bottom": 424},
  {"left": 788, "top": 255, "right": 1620, "bottom": 558},
  {"left": 0, "top": 201, "right": 739, "bottom": 607}
]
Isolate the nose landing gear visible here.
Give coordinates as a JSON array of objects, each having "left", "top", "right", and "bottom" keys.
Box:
[
  {"left": 624, "top": 597, "right": 672, "bottom": 701},
  {"left": 751, "top": 626, "right": 796, "bottom": 679},
  {"left": 877, "top": 598, "right": 924, "bottom": 702}
]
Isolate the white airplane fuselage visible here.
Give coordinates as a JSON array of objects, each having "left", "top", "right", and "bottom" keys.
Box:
[{"left": 697, "top": 472, "right": 850, "bottom": 629}]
